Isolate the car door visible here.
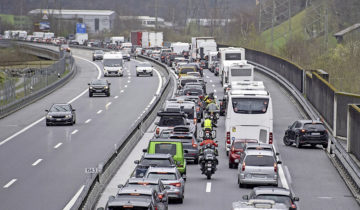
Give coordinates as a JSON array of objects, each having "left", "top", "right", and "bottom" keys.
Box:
[
  {"left": 292, "top": 121, "right": 303, "bottom": 139},
  {"left": 287, "top": 121, "right": 298, "bottom": 140}
]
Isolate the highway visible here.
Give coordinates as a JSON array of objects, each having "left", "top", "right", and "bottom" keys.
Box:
[
  {"left": 98, "top": 64, "right": 359, "bottom": 209},
  {"left": 0, "top": 47, "right": 164, "bottom": 210}
]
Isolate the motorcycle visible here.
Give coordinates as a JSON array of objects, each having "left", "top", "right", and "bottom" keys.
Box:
[
  {"left": 199, "top": 128, "right": 217, "bottom": 140},
  {"left": 199, "top": 144, "right": 218, "bottom": 179}
]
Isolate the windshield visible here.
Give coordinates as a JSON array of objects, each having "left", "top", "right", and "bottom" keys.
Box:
[
  {"left": 147, "top": 173, "right": 176, "bottom": 180},
  {"left": 50, "top": 104, "right": 70, "bottom": 112},
  {"left": 184, "top": 89, "right": 203, "bottom": 96},
  {"left": 256, "top": 195, "right": 292, "bottom": 206},
  {"left": 232, "top": 98, "right": 269, "bottom": 114},
  {"left": 103, "top": 59, "right": 123, "bottom": 67},
  {"left": 231, "top": 68, "right": 252, "bottom": 76},
  {"left": 154, "top": 143, "right": 177, "bottom": 156},
  {"left": 245, "top": 155, "right": 275, "bottom": 166},
  {"left": 138, "top": 62, "right": 152, "bottom": 67},
  {"left": 94, "top": 50, "right": 103, "bottom": 54},
  {"left": 158, "top": 116, "right": 185, "bottom": 126},
  {"left": 180, "top": 68, "right": 196, "bottom": 74},
  {"left": 109, "top": 206, "right": 148, "bottom": 210},
  {"left": 304, "top": 123, "right": 326, "bottom": 130},
  {"left": 181, "top": 79, "right": 198, "bottom": 86},
  {"left": 91, "top": 80, "right": 107, "bottom": 85},
  {"left": 225, "top": 53, "right": 242, "bottom": 60},
  {"left": 141, "top": 158, "right": 172, "bottom": 167}
]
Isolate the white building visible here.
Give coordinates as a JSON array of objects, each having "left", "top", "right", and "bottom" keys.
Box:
[{"left": 28, "top": 9, "right": 116, "bottom": 33}]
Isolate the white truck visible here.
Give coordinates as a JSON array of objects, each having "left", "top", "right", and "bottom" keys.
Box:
[
  {"left": 191, "top": 37, "right": 216, "bottom": 60},
  {"left": 207, "top": 51, "right": 219, "bottom": 70},
  {"left": 75, "top": 33, "right": 88, "bottom": 45},
  {"left": 102, "top": 52, "right": 124, "bottom": 77},
  {"left": 33, "top": 32, "right": 45, "bottom": 39},
  {"left": 44, "top": 32, "right": 55, "bottom": 39},
  {"left": 110, "top": 36, "right": 125, "bottom": 45},
  {"left": 171, "top": 42, "right": 190, "bottom": 54},
  {"left": 141, "top": 31, "right": 163, "bottom": 48},
  {"left": 219, "top": 47, "right": 246, "bottom": 87}
]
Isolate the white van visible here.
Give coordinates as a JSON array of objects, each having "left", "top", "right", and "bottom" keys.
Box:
[
  {"left": 102, "top": 52, "right": 124, "bottom": 77},
  {"left": 225, "top": 89, "right": 273, "bottom": 155}
]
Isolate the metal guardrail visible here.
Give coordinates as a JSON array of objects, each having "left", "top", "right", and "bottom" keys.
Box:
[{"left": 70, "top": 55, "right": 173, "bottom": 210}]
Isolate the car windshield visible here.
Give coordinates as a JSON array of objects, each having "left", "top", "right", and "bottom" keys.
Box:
[
  {"left": 231, "top": 68, "right": 252, "bottom": 76},
  {"left": 50, "top": 104, "right": 71, "bottom": 112},
  {"left": 180, "top": 68, "right": 196, "bottom": 74},
  {"left": 245, "top": 155, "right": 275, "bottom": 166},
  {"left": 303, "top": 123, "right": 325, "bottom": 130},
  {"left": 184, "top": 89, "right": 203, "bottom": 96},
  {"left": 158, "top": 116, "right": 185, "bottom": 126},
  {"left": 91, "top": 80, "right": 107, "bottom": 85},
  {"left": 147, "top": 173, "right": 176, "bottom": 180},
  {"left": 140, "top": 158, "right": 172, "bottom": 167},
  {"left": 225, "top": 53, "right": 242, "bottom": 60},
  {"left": 232, "top": 98, "right": 269, "bottom": 114},
  {"left": 103, "top": 59, "right": 123, "bottom": 67},
  {"left": 181, "top": 79, "right": 198, "bottom": 86},
  {"left": 94, "top": 50, "right": 103, "bottom": 54},
  {"left": 256, "top": 195, "right": 292, "bottom": 206},
  {"left": 154, "top": 143, "right": 177, "bottom": 156},
  {"left": 138, "top": 62, "right": 152, "bottom": 67}
]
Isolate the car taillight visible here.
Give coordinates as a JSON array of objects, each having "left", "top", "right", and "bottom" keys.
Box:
[
  {"left": 226, "top": 132, "right": 230, "bottom": 144},
  {"left": 269, "top": 132, "right": 273, "bottom": 144},
  {"left": 194, "top": 118, "right": 197, "bottom": 124},
  {"left": 156, "top": 127, "right": 160, "bottom": 135},
  {"left": 158, "top": 194, "right": 163, "bottom": 199},
  {"left": 170, "top": 182, "right": 181, "bottom": 187},
  {"left": 242, "top": 162, "right": 245, "bottom": 171},
  {"left": 216, "top": 67, "right": 219, "bottom": 70},
  {"left": 192, "top": 139, "right": 198, "bottom": 148},
  {"left": 274, "top": 163, "right": 277, "bottom": 172},
  {"left": 301, "top": 129, "right": 306, "bottom": 133},
  {"left": 291, "top": 204, "right": 296, "bottom": 209}
]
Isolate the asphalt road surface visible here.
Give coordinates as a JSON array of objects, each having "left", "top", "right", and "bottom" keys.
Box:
[{"left": 0, "top": 47, "right": 163, "bottom": 210}]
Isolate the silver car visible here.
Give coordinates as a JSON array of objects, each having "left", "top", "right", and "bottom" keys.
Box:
[
  {"left": 232, "top": 199, "right": 288, "bottom": 210},
  {"left": 145, "top": 166, "right": 185, "bottom": 203},
  {"left": 237, "top": 150, "right": 281, "bottom": 188}
]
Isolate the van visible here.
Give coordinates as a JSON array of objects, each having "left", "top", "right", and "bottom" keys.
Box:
[
  {"left": 146, "top": 139, "right": 187, "bottom": 174},
  {"left": 102, "top": 52, "right": 123, "bottom": 77}
]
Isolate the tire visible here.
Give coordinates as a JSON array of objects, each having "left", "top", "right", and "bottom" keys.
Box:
[
  {"left": 150, "top": 73, "right": 153, "bottom": 76},
  {"left": 89, "top": 93, "right": 92, "bottom": 97},
  {"left": 206, "top": 173, "right": 211, "bottom": 180},
  {"left": 283, "top": 136, "right": 292, "bottom": 146},
  {"left": 194, "top": 158, "right": 198, "bottom": 164},
  {"left": 229, "top": 162, "right": 233, "bottom": 169},
  {"left": 239, "top": 182, "right": 245, "bottom": 188},
  {"left": 178, "top": 197, "right": 183, "bottom": 204},
  {"left": 46, "top": 122, "right": 50, "bottom": 126},
  {"left": 323, "top": 143, "right": 328, "bottom": 149},
  {"left": 107, "top": 93, "right": 110, "bottom": 97},
  {"left": 310, "top": 144, "right": 317, "bottom": 148},
  {"left": 136, "top": 74, "right": 139, "bottom": 77},
  {"left": 295, "top": 137, "right": 302, "bottom": 148},
  {"left": 226, "top": 151, "right": 229, "bottom": 156}
]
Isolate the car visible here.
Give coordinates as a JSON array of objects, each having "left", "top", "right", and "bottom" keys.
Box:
[
  {"left": 136, "top": 62, "right": 154, "bottom": 77},
  {"left": 100, "top": 194, "right": 157, "bottom": 210},
  {"left": 181, "top": 86, "right": 204, "bottom": 97},
  {"left": 121, "top": 177, "right": 169, "bottom": 210},
  {"left": 133, "top": 153, "right": 176, "bottom": 178},
  {"left": 92, "top": 50, "right": 104, "bottom": 61},
  {"left": 121, "top": 50, "right": 131, "bottom": 61},
  {"left": 178, "top": 66, "right": 197, "bottom": 78},
  {"left": 232, "top": 199, "right": 289, "bottom": 210},
  {"left": 283, "top": 120, "right": 328, "bottom": 148},
  {"left": 174, "top": 95, "right": 203, "bottom": 121},
  {"left": 69, "top": 40, "right": 79, "bottom": 45},
  {"left": 88, "top": 79, "right": 111, "bottom": 97},
  {"left": 229, "top": 139, "right": 258, "bottom": 169},
  {"left": 178, "top": 76, "right": 207, "bottom": 93},
  {"left": 242, "top": 187, "right": 300, "bottom": 210},
  {"left": 59, "top": 44, "right": 70, "bottom": 52},
  {"left": 114, "top": 186, "right": 161, "bottom": 210},
  {"left": 145, "top": 167, "right": 185, "bottom": 203},
  {"left": 182, "top": 82, "right": 207, "bottom": 95},
  {"left": 238, "top": 150, "right": 281, "bottom": 188},
  {"left": 45, "top": 103, "right": 76, "bottom": 126},
  {"left": 154, "top": 111, "right": 191, "bottom": 137}
]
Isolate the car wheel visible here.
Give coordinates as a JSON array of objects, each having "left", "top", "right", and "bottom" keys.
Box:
[
  {"left": 323, "top": 143, "right": 328, "bottom": 149},
  {"left": 194, "top": 158, "right": 198, "bottom": 164},
  {"left": 107, "top": 92, "right": 110, "bottom": 97},
  {"left": 178, "top": 197, "right": 183, "bottom": 204},
  {"left": 229, "top": 162, "right": 233, "bottom": 169},
  {"left": 136, "top": 73, "right": 139, "bottom": 77},
  {"left": 283, "top": 136, "right": 292, "bottom": 146},
  {"left": 46, "top": 122, "right": 50, "bottom": 126},
  {"left": 295, "top": 137, "right": 302, "bottom": 148},
  {"left": 310, "top": 143, "right": 317, "bottom": 148},
  {"left": 226, "top": 151, "right": 229, "bottom": 156},
  {"left": 89, "top": 93, "right": 92, "bottom": 97},
  {"left": 239, "top": 182, "right": 244, "bottom": 188},
  {"left": 150, "top": 73, "right": 153, "bottom": 76}
]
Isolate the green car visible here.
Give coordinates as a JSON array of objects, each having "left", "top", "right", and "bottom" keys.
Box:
[{"left": 145, "top": 139, "right": 187, "bottom": 175}]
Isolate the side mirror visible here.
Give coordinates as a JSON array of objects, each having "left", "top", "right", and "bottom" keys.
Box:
[
  {"left": 108, "top": 83, "right": 111, "bottom": 85},
  {"left": 142, "top": 148, "right": 147, "bottom": 153},
  {"left": 242, "top": 195, "right": 249, "bottom": 200},
  {"left": 134, "top": 160, "right": 140, "bottom": 164},
  {"left": 182, "top": 174, "right": 187, "bottom": 180},
  {"left": 117, "top": 184, "right": 124, "bottom": 188},
  {"left": 293, "top": 197, "right": 300, "bottom": 201},
  {"left": 277, "top": 160, "right": 282, "bottom": 164},
  {"left": 45, "top": 109, "right": 49, "bottom": 112}
]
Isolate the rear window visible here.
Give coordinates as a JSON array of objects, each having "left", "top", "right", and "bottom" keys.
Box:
[
  {"left": 147, "top": 172, "right": 176, "bottom": 180},
  {"left": 154, "top": 143, "right": 177, "bottom": 156},
  {"left": 303, "top": 123, "right": 325, "bottom": 130},
  {"left": 141, "top": 158, "right": 171, "bottom": 167},
  {"left": 233, "top": 141, "right": 245, "bottom": 149},
  {"left": 231, "top": 68, "right": 252, "bottom": 76},
  {"left": 255, "top": 195, "right": 292, "bottom": 206},
  {"left": 180, "top": 68, "right": 196, "bottom": 74},
  {"left": 232, "top": 98, "right": 269, "bottom": 114},
  {"left": 181, "top": 79, "right": 197, "bottom": 86},
  {"left": 158, "top": 116, "right": 185, "bottom": 126},
  {"left": 245, "top": 155, "right": 275, "bottom": 166},
  {"left": 109, "top": 206, "right": 148, "bottom": 210},
  {"left": 184, "top": 89, "right": 203, "bottom": 96},
  {"left": 225, "top": 53, "right": 242, "bottom": 60}
]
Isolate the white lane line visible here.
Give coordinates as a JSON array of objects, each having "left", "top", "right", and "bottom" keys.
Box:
[
  {"left": 32, "top": 159, "right": 43, "bottom": 166},
  {"left": 149, "top": 96, "right": 156, "bottom": 105},
  {"left": 127, "top": 80, "right": 131, "bottom": 83},
  {"left": 206, "top": 182, "right": 211, "bottom": 192},
  {"left": 85, "top": 119, "right": 91, "bottom": 124},
  {"left": 210, "top": 80, "right": 213, "bottom": 83},
  {"left": 212, "top": 84, "right": 215, "bottom": 87},
  {"left": 106, "top": 102, "right": 112, "bottom": 109},
  {"left": 71, "top": 129, "right": 78, "bottom": 135},
  {"left": 97, "top": 110, "right": 103, "bottom": 114},
  {"left": 214, "top": 89, "right": 217, "bottom": 93},
  {"left": 63, "top": 185, "right": 85, "bottom": 210},
  {"left": 114, "top": 96, "right": 119, "bottom": 99},
  {"left": 0, "top": 55, "right": 102, "bottom": 147},
  {"left": 153, "top": 68, "right": 163, "bottom": 95},
  {"left": 3, "top": 179, "right": 17, "bottom": 188},
  {"left": 54, "top": 142, "right": 63, "bottom": 149},
  {"left": 206, "top": 76, "right": 210, "bottom": 79},
  {"left": 124, "top": 85, "right": 128, "bottom": 88},
  {"left": 120, "top": 90, "right": 124, "bottom": 93}
]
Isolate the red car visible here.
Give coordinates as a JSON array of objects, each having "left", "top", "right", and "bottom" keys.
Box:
[{"left": 229, "top": 139, "right": 258, "bottom": 168}]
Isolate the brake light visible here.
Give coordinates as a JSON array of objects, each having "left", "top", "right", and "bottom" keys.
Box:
[
  {"left": 194, "top": 118, "right": 197, "bottom": 124},
  {"left": 269, "top": 132, "right": 273, "bottom": 144},
  {"left": 226, "top": 132, "right": 230, "bottom": 144},
  {"left": 291, "top": 204, "right": 296, "bottom": 209},
  {"left": 216, "top": 67, "right": 219, "bottom": 70},
  {"left": 301, "top": 129, "right": 306, "bottom": 133},
  {"left": 242, "top": 162, "right": 246, "bottom": 171},
  {"left": 158, "top": 194, "right": 163, "bottom": 199},
  {"left": 192, "top": 139, "right": 198, "bottom": 148},
  {"left": 274, "top": 163, "right": 277, "bottom": 172},
  {"left": 156, "top": 127, "right": 160, "bottom": 135},
  {"left": 170, "top": 182, "right": 181, "bottom": 187}
]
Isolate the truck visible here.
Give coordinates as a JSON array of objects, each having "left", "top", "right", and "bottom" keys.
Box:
[
  {"left": 75, "top": 33, "right": 88, "bottom": 45},
  {"left": 171, "top": 42, "right": 190, "bottom": 55},
  {"left": 219, "top": 47, "right": 246, "bottom": 87},
  {"left": 191, "top": 37, "right": 216, "bottom": 61},
  {"left": 110, "top": 36, "right": 125, "bottom": 45},
  {"left": 130, "top": 31, "right": 163, "bottom": 49},
  {"left": 33, "top": 32, "right": 45, "bottom": 39}
]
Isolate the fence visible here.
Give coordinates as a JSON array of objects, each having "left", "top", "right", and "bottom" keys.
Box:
[{"left": 347, "top": 105, "right": 360, "bottom": 161}]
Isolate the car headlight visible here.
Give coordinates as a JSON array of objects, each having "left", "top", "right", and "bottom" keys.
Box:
[
  {"left": 65, "top": 115, "right": 71, "bottom": 118},
  {"left": 47, "top": 115, "right": 52, "bottom": 119},
  {"left": 104, "top": 86, "right": 108, "bottom": 89},
  {"left": 89, "top": 87, "right": 93, "bottom": 89}
]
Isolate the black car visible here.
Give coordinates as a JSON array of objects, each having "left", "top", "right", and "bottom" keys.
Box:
[
  {"left": 283, "top": 120, "right": 328, "bottom": 148},
  {"left": 88, "top": 79, "right": 111, "bottom": 97},
  {"left": 45, "top": 103, "right": 76, "bottom": 126},
  {"left": 92, "top": 50, "right": 104, "bottom": 61},
  {"left": 133, "top": 153, "right": 176, "bottom": 178}
]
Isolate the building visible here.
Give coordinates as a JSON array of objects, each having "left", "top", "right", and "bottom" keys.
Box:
[
  {"left": 119, "top": 16, "right": 169, "bottom": 28},
  {"left": 28, "top": 9, "right": 116, "bottom": 33}
]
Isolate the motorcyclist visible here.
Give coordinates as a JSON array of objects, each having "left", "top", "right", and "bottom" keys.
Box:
[
  {"left": 203, "top": 93, "right": 215, "bottom": 105},
  {"left": 201, "top": 117, "right": 217, "bottom": 131},
  {"left": 199, "top": 143, "right": 218, "bottom": 174}
]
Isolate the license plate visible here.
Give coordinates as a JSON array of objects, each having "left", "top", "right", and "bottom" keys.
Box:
[
  {"left": 311, "top": 132, "right": 320, "bottom": 136},
  {"left": 254, "top": 175, "right": 266, "bottom": 179},
  {"left": 95, "top": 90, "right": 102, "bottom": 92},
  {"left": 56, "top": 119, "right": 62, "bottom": 121}
]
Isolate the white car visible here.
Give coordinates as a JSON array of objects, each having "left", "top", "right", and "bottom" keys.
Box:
[{"left": 136, "top": 62, "right": 154, "bottom": 77}]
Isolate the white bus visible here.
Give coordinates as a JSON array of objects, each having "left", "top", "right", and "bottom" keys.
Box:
[
  {"left": 225, "top": 89, "right": 273, "bottom": 155},
  {"left": 102, "top": 52, "right": 124, "bottom": 77},
  {"left": 219, "top": 47, "right": 246, "bottom": 86}
]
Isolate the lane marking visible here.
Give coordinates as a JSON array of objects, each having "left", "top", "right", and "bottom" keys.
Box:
[
  {"left": 85, "top": 119, "right": 91, "bottom": 124},
  {"left": 0, "top": 55, "right": 102, "bottom": 147},
  {"left": 97, "top": 110, "right": 103, "bottom": 114},
  {"left": 32, "top": 158, "right": 43, "bottom": 166},
  {"left": 206, "top": 76, "right": 210, "bottom": 79},
  {"left": 212, "top": 84, "right": 215, "bottom": 87},
  {"left": 71, "top": 129, "right": 78, "bottom": 135},
  {"left": 127, "top": 80, "right": 131, "bottom": 83},
  {"left": 124, "top": 85, "right": 128, "bottom": 88},
  {"left": 63, "top": 185, "right": 85, "bottom": 210},
  {"left": 214, "top": 89, "right": 217, "bottom": 93},
  {"left": 210, "top": 80, "right": 213, "bottom": 83},
  {"left": 114, "top": 96, "right": 119, "bottom": 99},
  {"left": 54, "top": 142, "right": 63, "bottom": 149},
  {"left": 206, "top": 182, "right": 211, "bottom": 192},
  {"left": 3, "top": 179, "right": 17, "bottom": 188},
  {"left": 120, "top": 90, "right": 124, "bottom": 93},
  {"left": 105, "top": 102, "right": 112, "bottom": 109},
  {"left": 153, "top": 68, "right": 163, "bottom": 95}
]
